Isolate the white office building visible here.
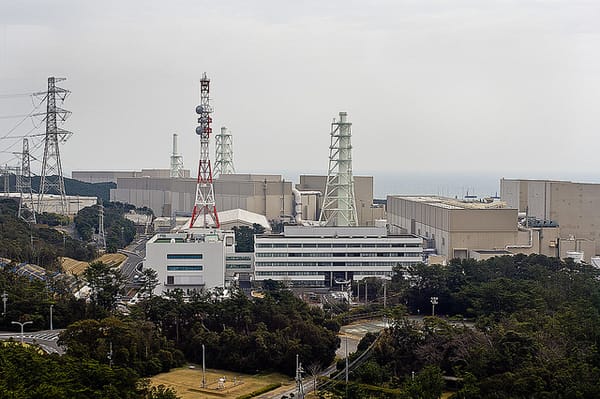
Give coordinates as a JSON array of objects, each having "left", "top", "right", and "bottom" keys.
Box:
[
  {"left": 145, "top": 230, "right": 236, "bottom": 295},
  {"left": 254, "top": 226, "right": 423, "bottom": 287}
]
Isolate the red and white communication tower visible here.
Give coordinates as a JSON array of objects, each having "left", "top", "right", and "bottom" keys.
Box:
[{"left": 190, "top": 73, "right": 220, "bottom": 229}]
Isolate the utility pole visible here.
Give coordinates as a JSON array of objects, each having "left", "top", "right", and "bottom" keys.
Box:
[
  {"left": 383, "top": 281, "right": 387, "bottom": 309},
  {"left": 295, "top": 354, "right": 305, "bottom": 399},
  {"left": 202, "top": 344, "right": 206, "bottom": 388},
  {"left": 49, "top": 304, "right": 53, "bottom": 330},
  {"left": 365, "top": 280, "right": 368, "bottom": 304},
  {"left": 345, "top": 336, "right": 349, "bottom": 399},
  {"left": 2, "top": 291, "right": 7, "bottom": 316},
  {"left": 107, "top": 341, "right": 113, "bottom": 368}
]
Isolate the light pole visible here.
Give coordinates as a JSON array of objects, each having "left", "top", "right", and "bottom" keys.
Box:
[
  {"left": 49, "top": 304, "right": 54, "bottom": 330},
  {"left": 11, "top": 321, "right": 33, "bottom": 344},
  {"left": 430, "top": 296, "right": 439, "bottom": 316}
]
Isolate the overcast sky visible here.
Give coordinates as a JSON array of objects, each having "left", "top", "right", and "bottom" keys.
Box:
[{"left": 1, "top": 0, "right": 600, "bottom": 189}]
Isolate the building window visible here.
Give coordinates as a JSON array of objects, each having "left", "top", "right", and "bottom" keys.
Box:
[
  {"left": 166, "top": 276, "right": 174, "bottom": 285},
  {"left": 442, "top": 237, "right": 445, "bottom": 246},
  {"left": 167, "top": 265, "right": 203, "bottom": 271},
  {"left": 167, "top": 254, "right": 203, "bottom": 260}
]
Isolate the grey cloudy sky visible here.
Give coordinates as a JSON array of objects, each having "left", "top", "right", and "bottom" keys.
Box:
[{"left": 1, "top": 0, "right": 600, "bottom": 186}]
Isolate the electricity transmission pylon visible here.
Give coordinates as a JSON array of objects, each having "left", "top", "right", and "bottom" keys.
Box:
[
  {"left": 37, "top": 77, "right": 72, "bottom": 215},
  {"left": 17, "top": 138, "right": 36, "bottom": 224},
  {"left": 98, "top": 200, "right": 106, "bottom": 250}
]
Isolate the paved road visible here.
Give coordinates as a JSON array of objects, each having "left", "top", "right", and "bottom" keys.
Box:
[
  {"left": 119, "top": 235, "right": 149, "bottom": 283},
  {"left": 0, "top": 329, "right": 65, "bottom": 354}
]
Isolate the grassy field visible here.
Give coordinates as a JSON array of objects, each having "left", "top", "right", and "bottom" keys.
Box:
[
  {"left": 61, "top": 253, "right": 127, "bottom": 276},
  {"left": 150, "top": 366, "right": 293, "bottom": 399}
]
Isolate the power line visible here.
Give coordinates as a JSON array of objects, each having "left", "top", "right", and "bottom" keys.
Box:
[{"left": 0, "top": 92, "right": 37, "bottom": 99}]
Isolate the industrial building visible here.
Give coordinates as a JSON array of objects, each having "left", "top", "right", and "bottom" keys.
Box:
[
  {"left": 254, "top": 226, "right": 423, "bottom": 287},
  {"left": 387, "top": 195, "right": 564, "bottom": 262},
  {"left": 501, "top": 178, "right": 600, "bottom": 260},
  {"left": 72, "top": 169, "right": 191, "bottom": 184},
  {"left": 107, "top": 173, "right": 383, "bottom": 225}
]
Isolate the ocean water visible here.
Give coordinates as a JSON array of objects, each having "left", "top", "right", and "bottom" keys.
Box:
[
  {"left": 274, "top": 169, "right": 600, "bottom": 201},
  {"left": 372, "top": 172, "right": 503, "bottom": 199}
]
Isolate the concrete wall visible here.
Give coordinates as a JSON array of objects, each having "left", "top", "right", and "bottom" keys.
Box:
[{"left": 501, "top": 179, "right": 600, "bottom": 259}]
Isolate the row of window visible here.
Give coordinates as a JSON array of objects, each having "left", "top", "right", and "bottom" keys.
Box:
[
  {"left": 256, "top": 242, "right": 420, "bottom": 249},
  {"left": 255, "top": 261, "right": 401, "bottom": 267},
  {"left": 226, "top": 256, "right": 252, "bottom": 261},
  {"left": 256, "top": 271, "right": 393, "bottom": 277},
  {"left": 167, "top": 265, "right": 203, "bottom": 271},
  {"left": 226, "top": 264, "right": 252, "bottom": 269},
  {"left": 166, "top": 254, "right": 203, "bottom": 260},
  {"left": 256, "top": 252, "right": 421, "bottom": 258},
  {"left": 256, "top": 271, "right": 322, "bottom": 276}
]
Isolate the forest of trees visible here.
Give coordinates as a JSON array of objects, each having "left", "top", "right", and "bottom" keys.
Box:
[
  {"left": 0, "top": 199, "right": 97, "bottom": 269},
  {"left": 74, "top": 202, "right": 142, "bottom": 252},
  {"left": 334, "top": 254, "right": 600, "bottom": 398},
  {"left": 140, "top": 286, "right": 340, "bottom": 375}
]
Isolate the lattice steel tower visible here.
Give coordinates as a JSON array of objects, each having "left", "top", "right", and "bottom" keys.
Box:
[
  {"left": 319, "top": 112, "right": 358, "bottom": 227},
  {"left": 170, "top": 133, "right": 185, "bottom": 178},
  {"left": 97, "top": 200, "right": 106, "bottom": 250},
  {"left": 190, "top": 73, "right": 219, "bottom": 229},
  {"left": 214, "top": 126, "right": 235, "bottom": 176},
  {"left": 38, "top": 77, "right": 71, "bottom": 214},
  {"left": 17, "top": 138, "right": 36, "bottom": 223}
]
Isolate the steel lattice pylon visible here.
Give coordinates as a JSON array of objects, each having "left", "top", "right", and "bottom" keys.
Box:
[
  {"left": 214, "top": 126, "right": 235, "bottom": 176},
  {"left": 190, "top": 73, "right": 220, "bottom": 229},
  {"left": 38, "top": 77, "right": 72, "bottom": 215},
  {"left": 97, "top": 200, "right": 106, "bottom": 250},
  {"left": 17, "top": 138, "right": 36, "bottom": 223},
  {"left": 319, "top": 112, "right": 358, "bottom": 227}
]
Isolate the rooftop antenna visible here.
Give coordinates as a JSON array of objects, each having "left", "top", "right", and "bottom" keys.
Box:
[
  {"left": 190, "top": 73, "right": 219, "bottom": 229},
  {"left": 170, "top": 133, "right": 185, "bottom": 178},
  {"left": 214, "top": 126, "right": 235, "bottom": 176},
  {"left": 319, "top": 111, "right": 358, "bottom": 227},
  {"left": 37, "top": 77, "right": 72, "bottom": 214}
]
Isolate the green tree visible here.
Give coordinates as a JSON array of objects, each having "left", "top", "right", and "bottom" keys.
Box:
[{"left": 84, "top": 261, "right": 126, "bottom": 314}]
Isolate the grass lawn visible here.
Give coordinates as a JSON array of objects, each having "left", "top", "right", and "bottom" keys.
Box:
[{"left": 150, "top": 366, "right": 293, "bottom": 399}]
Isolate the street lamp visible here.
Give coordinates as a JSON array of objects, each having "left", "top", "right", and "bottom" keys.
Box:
[
  {"left": 49, "top": 304, "right": 54, "bottom": 331},
  {"left": 11, "top": 321, "right": 33, "bottom": 344},
  {"left": 430, "top": 296, "right": 439, "bottom": 316}
]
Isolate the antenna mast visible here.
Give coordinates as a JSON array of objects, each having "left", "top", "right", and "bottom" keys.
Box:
[
  {"left": 190, "top": 73, "right": 219, "bottom": 229},
  {"left": 319, "top": 112, "right": 358, "bottom": 227},
  {"left": 38, "top": 77, "right": 72, "bottom": 214}
]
